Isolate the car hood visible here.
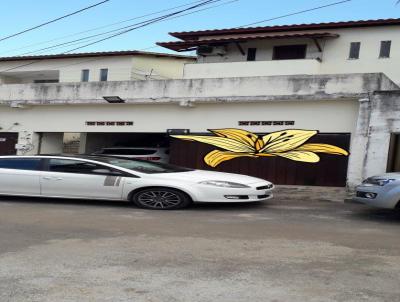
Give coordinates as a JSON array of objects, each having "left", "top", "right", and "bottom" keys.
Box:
[
  {"left": 152, "top": 169, "right": 270, "bottom": 185},
  {"left": 368, "top": 173, "right": 400, "bottom": 180}
]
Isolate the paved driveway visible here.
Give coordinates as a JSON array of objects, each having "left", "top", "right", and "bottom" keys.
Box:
[{"left": 0, "top": 193, "right": 399, "bottom": 302}]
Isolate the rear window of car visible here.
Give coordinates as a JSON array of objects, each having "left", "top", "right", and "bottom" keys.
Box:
[
  {"left": 94, "top": 157, "right": 192, "bottom": 174},
  {"left": 100, "top": 149, "right": 157, "bottom": 155},
  {"left": 0, "top": 158, "right": 41, "bottom": 171},
  {"left": 48, "top": 158, "right": 120, "bottom": 175}
]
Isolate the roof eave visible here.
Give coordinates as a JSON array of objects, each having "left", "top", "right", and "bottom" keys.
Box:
[
  {"left": 0, "top": 50, "right": 196, "bottom": 62},
  {"left": 169, "top": 18, "right": 400, "bottom": 40},
  {"left": 158, "top": 33, "right": 340, "bottom": 52}
]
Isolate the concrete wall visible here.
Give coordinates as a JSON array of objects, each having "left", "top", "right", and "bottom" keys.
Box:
[
  {"left": 187, "top": 26, "right": 400, "bottom": 84},
  {"left": 0, "top": 73, "right": 394, "bottom": 105},
  {"left": 348, "top": 91, "right": 400, "bottom": 186},
  {"left": 0, "top": 100, "right": 359, "bottom": 134},
  {"left": 0, "top": 56, "right": 132, "bottom": 83},
  {"left": 64, "top": 133, "right": 80, "bottom": 143},
  {"left": 184, "top": 59, "right": 321, "bottom": 79},
  {"left": 132, "top": 56, "right": 194, "bottom": 80},
  {"left": 39, "top": 133, "right": 64, "bottom": 154},
  {"left": 60, "top": 56, "right": 133, "bottom": 82}
]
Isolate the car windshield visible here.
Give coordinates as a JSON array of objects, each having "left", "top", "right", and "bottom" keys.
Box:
[{"left": 92, "top": 156, "right": 193, "bottom": 174}]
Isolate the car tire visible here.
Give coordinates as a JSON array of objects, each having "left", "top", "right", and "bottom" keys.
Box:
[{"left": 131, "top": 187, "right": 192, "bottom": 210}]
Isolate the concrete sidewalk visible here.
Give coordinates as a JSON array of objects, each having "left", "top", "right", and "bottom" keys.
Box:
[{"left": 274, "top": 185, "right": 352, "bottom": 203}]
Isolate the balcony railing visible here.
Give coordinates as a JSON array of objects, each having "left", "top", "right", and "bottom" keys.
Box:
[
  {"left": 183, "top": 59, "right": 322, "bottom": 79},
  {"left": 0, "top": 73, "right": 393, "bottom": 106}
]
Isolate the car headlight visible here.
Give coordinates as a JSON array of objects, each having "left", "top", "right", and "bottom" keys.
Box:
[
  {"left": 362, "top": 178, "right": 396, "bottom": 186},
  {"left": 199, "top": 180, "right": 250, "bottom": 188}
]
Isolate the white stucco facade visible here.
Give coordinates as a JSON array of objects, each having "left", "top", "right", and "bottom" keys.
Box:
[
  {"left": 182, "top": 26, "right": 400, "bottom": 85},
  {"left": 0, "top": 72, "right": 397, "bottom": 187},
  {"left": 0, "top": 52, "right": 194, "bottom": 84},
  {"left": 0, "top": 100, "right": 359, "bottom": 134}
]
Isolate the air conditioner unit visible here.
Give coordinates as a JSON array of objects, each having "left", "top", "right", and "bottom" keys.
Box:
[{"left": 197, "top": 45, "right": 227, "bottom": 56}]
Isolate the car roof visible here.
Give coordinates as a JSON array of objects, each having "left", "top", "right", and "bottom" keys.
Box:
[
  {"left": 1, "top": 154, "right": 164, "bottom": 166},
  {"left": 0, "top": 154, "right": 130, "bottom": 160},
  {"left": 100, "top": 147, "right": 165, "bottom": 149}
]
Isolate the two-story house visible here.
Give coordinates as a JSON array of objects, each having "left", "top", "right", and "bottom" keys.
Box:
[
  {"left": 1, "top": 19, "right": 400, "bottom": 188},
  {"left": 156, "top": 18, "right": 400, "bottom": 187},
  {"left": 0, "top": 50, "right": 195, "bottom": 83},
  {"left": 159, "top": 18, "right": 400, "bottom": 83}
]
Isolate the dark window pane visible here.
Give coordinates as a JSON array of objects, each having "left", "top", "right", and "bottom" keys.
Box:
[
  {"left": 100, "top": 69, "right": 108, "bottom": 81},
  {"left": 349, "top": 42, "right": 361, "bottom": 59},
  {"left": 33, "top": 79, "right": 59, "bottom": 83},
  {"left": 0, "top": 158, "right": 41, "bottom": 170},
  {"left": 379, "top": 40, "right": 391, "bottom": 58},
  {"left": 48, "top": 159, "right": 125, "bottom": 176},
  {"left": 247, "top": 48, "right": 257, "bottom": 61},
  {"left": 49, "top": 159, "right": 110, "bottom": 175},
  {"left": 272, "top": 45, "right": 307, "bottom": 60},
  {"left": 100, "top": 149, "right": 156, "bottom": 155},
  {"left": 94, "top": 157, "right": 192, "bottom": 174},
  {"left": 81, "top": 69, "right": 89, "bottom": 82}
]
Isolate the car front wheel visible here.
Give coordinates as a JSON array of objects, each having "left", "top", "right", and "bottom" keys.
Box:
[{"left": 131, "top": 188, "right": 192, "bottom": 210}]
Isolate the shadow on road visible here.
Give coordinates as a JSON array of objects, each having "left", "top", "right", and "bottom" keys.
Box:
[
  {"left": 0, "top": 196, "right": 131, "bottom": 209},
  {"left": 0, "top": 196, "right": 267, "bottom": 211},
  {"left": 349, "top": 207, "right": 400, "bottom": 224},
  {"left": 189, "top": 201, "right": 267, "bottom": 211}
]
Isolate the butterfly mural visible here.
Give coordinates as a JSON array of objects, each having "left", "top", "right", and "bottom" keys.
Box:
[{"left": 171, "top": 129, "right": 349, "bottom": 167}]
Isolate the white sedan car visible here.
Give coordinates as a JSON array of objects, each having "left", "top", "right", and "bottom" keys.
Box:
[{"left": 0, "top": 155, "right": 274, "bottom": 210}]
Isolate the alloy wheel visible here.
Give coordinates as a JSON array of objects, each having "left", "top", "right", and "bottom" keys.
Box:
[{"left": 137, "top": 190, "right": 182, "bottom": 209}]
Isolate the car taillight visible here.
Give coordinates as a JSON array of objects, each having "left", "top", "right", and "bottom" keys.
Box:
[{"left": 143, "top": 157, "right": 161, "bottom": 161}]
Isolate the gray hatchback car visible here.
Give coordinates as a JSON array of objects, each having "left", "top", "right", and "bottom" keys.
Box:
[{"left": 352, "top": 173, "right": 400, "bottom": 209}]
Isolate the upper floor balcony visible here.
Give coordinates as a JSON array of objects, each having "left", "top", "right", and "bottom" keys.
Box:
[{"left": 183, "top": 59, "right": 322, "bottom": 79}]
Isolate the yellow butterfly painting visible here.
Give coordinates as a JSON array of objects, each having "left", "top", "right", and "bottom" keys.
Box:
[{"left": 171, "top": 129, "right": 349, "bottom": 167}]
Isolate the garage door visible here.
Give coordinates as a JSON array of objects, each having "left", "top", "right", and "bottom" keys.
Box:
[
  {"left": 0, "top": 133, "right": 18, "bottom": 155},
  {"left": 170, "top": 133, "right": 350, "bottom": 187}
]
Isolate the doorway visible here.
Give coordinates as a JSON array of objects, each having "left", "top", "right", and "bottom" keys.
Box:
[
  {"left": 0, "top": 133, "right": 18, "bottom": 155},
  {"left": 387, "top": 133, "right": 400, "bottom": 172}
]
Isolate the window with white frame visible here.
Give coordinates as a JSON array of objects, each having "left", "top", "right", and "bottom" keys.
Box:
[
  {"left": 379, "top": 41, "right": 391, "bottom": 58},
  {"left": 81, "top": 69, "right": 89, "bottom": 82},
  {"left": 99, "top": 68, "right": 108, "bottom": 81}
]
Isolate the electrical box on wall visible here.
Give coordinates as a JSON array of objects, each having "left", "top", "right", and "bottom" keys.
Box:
[{"left": 167, "top": 129, "right": 190, "bottom": 135}]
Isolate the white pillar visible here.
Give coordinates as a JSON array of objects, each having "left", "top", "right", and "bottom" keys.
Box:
[
  {"left": 346, "top": 98, "right": 371, "bottom": 187},
  {"left": 79, "top": 133, "right": 87, "bottom": 154}
]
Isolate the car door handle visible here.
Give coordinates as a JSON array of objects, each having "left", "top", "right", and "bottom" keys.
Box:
[
  {"left": 42, "top": 176, "right": 52, "bottom": 180},
  {"left": 55, "top": 178, "right": 63, "bottom": 181}
]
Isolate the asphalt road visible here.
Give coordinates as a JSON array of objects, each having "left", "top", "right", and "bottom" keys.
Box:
[{"left": 0, "top": 194, "right": 399, "bottom": 302}]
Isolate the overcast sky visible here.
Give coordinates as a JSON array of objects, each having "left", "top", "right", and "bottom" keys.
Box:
[{"left": 0, "top": 0, "right": 399, "bottom": 57}]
